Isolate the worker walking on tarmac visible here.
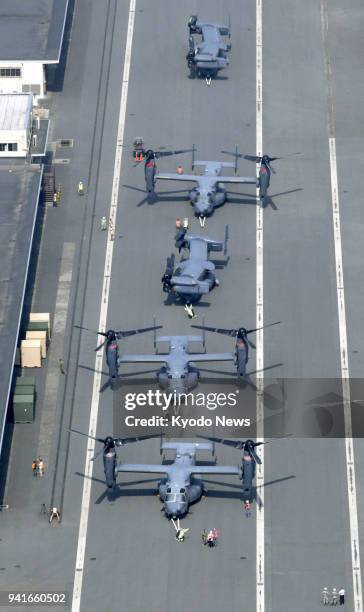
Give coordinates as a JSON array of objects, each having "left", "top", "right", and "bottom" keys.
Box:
[
  {"left": 49, "top": 507, "right": 61, "bottom": 524},
  {"left": 78, "top": 181, "right": 84, "bottom": 195},
  {"left": 332, "top": 588, "right": 338, "bottom": 605},
  {"left": 321, "top": 587, "right": 330, "bottom": 605},
  {"left": 38, "top": 458, "right": 45, "bottom": 477},
  {"left": 101, "top": 216, "right": 107, "bottom": 230},
  {"left": 32, "top": 459, "right": 38, "bottom": 477},
  {"left": 338, "top": 588, "right": 345, "bottom": 605}
]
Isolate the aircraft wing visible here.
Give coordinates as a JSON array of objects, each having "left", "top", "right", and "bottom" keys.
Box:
[
  {"left": 187, "top": 352, "right": 235, "bottom": 363},
  {"left": 188, "top": 237, "right": 208, "bottom": 260},
  {"left": 119, "top": 354, "right": 167, "bottom": 364},
  {"left": 189, "top": 465, "right": 241, "bottom": 476},
  {"left": 117, "top": 463, "right": 172, "bottom": 475},
  {"left": 218, "top": 175, "right": 257, "bottom": 185},
  {"left": 155, "top": 172, "right": 198, "bottom": 183}
]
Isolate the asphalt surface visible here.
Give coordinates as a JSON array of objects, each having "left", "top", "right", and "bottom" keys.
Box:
[{"left": 1, "top": 0, "right": 364, "bottom": 611}]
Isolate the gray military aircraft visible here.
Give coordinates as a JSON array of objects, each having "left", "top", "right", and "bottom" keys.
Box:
[
  {"left": 153, "top": 148, "right": 257, "bottom": 225},
  {"left": 69, "top": 430, "right": 254, "bottom": 517},
  {"left": 80, "top": 322, "right": 279, "bottom": 391},
  {"left": 118, "top": 331, "right": 237, "bottom": 395},
  {"left": 162, "top": 225, "right": 229, "bottom": 312},
  {"left": 116, "top": 322, "right": 278, "bottom": 391},
  {"left": 186, "top": 15, "right": 231, "bottom": 84}
]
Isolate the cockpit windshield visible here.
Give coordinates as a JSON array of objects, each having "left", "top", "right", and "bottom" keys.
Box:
[{"left": 166, "top": 493, "right": 187, "bottom": 503}]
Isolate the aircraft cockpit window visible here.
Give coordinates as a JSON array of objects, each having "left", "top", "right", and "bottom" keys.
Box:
[{"left": 166, "top": 493, "right": 187, "bottom": 503}]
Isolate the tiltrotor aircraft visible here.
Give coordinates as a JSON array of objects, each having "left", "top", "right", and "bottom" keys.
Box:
[
  {"left": 80, "top": 320, "right": 280, "bottom": 391},
  {"left": 69, "top": 430, "right": 260, "bottom": 517},
  {"left": 186, "top": 15, "right": 231, "bottom": 84},
  {"left": 153, "top": 148, "right": 256, "bottom": 224},
  {"left": 162, "top": 223, "right": 229, "bottom": 307}
]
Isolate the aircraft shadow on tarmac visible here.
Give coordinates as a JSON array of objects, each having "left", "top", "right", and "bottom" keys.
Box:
[{"left": 74, "top": 471, "right": 296, "bottom": 507}]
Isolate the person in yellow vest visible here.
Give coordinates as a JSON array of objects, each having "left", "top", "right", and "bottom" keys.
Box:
[{"left": 78, "top": 181, "right": 84, "bottom": 195}]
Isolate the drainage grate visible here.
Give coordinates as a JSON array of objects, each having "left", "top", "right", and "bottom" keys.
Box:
[
  {"left": 53, "top": 158, "right": 70, "bottom": 165},
  {"left": 57, "top": 139, "right": 74, "bottom": 148}
]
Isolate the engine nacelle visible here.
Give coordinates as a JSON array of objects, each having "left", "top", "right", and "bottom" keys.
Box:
[
  {"left": 236, "top": 343, "right": 248, "bottom": 376},
  {"left": 103, "top": 449, "right": 117, "bottom": 488}
]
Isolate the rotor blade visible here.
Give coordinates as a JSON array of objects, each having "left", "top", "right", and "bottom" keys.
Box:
[
  {"left": 116, "top": 433, "right": 162, "bottom": 445},
  {"left": 91, "top": 446, "right": 105, "bottom": 461},
  {"left": 68, "top": 428, "right": 105, "bottom": 444},
  {"left": 191, "top": 324, "right": 237, "bottom": 337},
  {"left": 157, "top": 148, "right": 195, "bottom": 158},
  {"left": 197, "top": 435, "right": 243, "bottom": 448},
  {"left": 220, "top": 149, "right": 244, "bottom": 159},
  {"left": 74, "top": 324, "right": 106, "bottom": 336},
  {"left": 117, "top": 325, "right": 163, "bottom": 338},
  {"left": 245, "top": 321, "right": 281, "bottom": 334},
  {"left": 224, "top": 224, "right": 229, "bottom": 256},
  {"left": 244, "top": 154, "right": 260, "bottom": 162},
  {"left": 95, "top": 338, "right": 107, "bottom": 351},
  {"left": 250, "top": 448, "right": 262, "bottom": 464}
]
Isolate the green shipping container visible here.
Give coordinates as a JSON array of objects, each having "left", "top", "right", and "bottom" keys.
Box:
[
  {"left": 16, "top": 376, "right": 35, "bottom": 387},
  {"left": 14, "top": 385, "right": 34, "bottom": 396},
  {"left": 13, "top": 395, "right": 34, "bottom": 423}
]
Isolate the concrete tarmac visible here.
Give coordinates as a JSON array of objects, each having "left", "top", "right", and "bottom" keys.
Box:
[{"left": 1, "top": 1, "right": 364, "bottom": 611}]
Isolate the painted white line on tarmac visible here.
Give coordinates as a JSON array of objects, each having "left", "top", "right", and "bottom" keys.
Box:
[
  {"left": 256, "top": 1, "right": 264, "bottom": 612},
  {"left": 321, "top": 1, "right": 363, "bottom": 608},
  {"left": 71, "top": 1, "right": 136, "bottom": 610},
  {"left": 329, "top": 137, "right": 363, "bottom": 612}
]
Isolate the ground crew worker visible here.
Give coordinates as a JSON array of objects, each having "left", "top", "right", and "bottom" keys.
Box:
[
  {"left": 207, "top": 530, "right": 217, "bottom": 547},
  {"left": 177, "top": 165, "right": 184, "bottom": 175},
  {"left": 332, "top": 588, "right": 338, "bottom": 605},
  {"left": 322, "top": 588, "right": 330, "bottom": 605},
  {"left": 53, "top": 192, "right": 58, "bottom": 206},
  {"left": 78, "top": 181, "right": 84, "bottom": 195},
  {"left": 101, "top": 216, "right": 107, "bottom": 230},
  {"left": 49, "top": 507, "right": 61, "bottom": 524},
  {"left": 175, "top": 529, "right": 185, "bottom": 543},
  {"left": 38, "top": 458, "right": 45, "bottom": 477},
  {"left": 184, "top": 302, "right": 196, "bottom": 319},
  {"left": 338, "top": 588, "right": 345, "bottom": 605},
  {"left": 182, "top": 217, "right": 189, "bottom": 229},
  {"left": 32, "top": 459, "right": 38, "bottom": 477},
  {"left": 201, "top": 529, "right": 208, "bottom": 545},
  {"left": 244, "top": 500, "right": 252, "bottom": 517},
  {"left": 175, "top": 218, "right": 182, "bottom": 229},
  {"left": 59, "top": 358, "right": 66, "bottom": 374}
]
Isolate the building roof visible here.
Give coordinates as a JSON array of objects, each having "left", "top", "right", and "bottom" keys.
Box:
[
  {"left": 0, "top": 94, "right": 32, "bottom": 131},
  {"left": 0, "top": 163, "right": 43, "bottom": 457},
  {"left": 0, "top": 0, "right": 69, "bottom": 63}
]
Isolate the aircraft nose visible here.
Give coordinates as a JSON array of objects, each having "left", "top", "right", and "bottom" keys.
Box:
[{"left": 165, "top": 502, "right": 186, "bottom": 518}]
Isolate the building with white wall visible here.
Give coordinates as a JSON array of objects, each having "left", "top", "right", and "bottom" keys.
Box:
[
  {"left": 0, "top": 94, "right": 33, "bottom": 158},
  {"left": 0, "top": 0, "right": 69, "bottom": 104}
]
